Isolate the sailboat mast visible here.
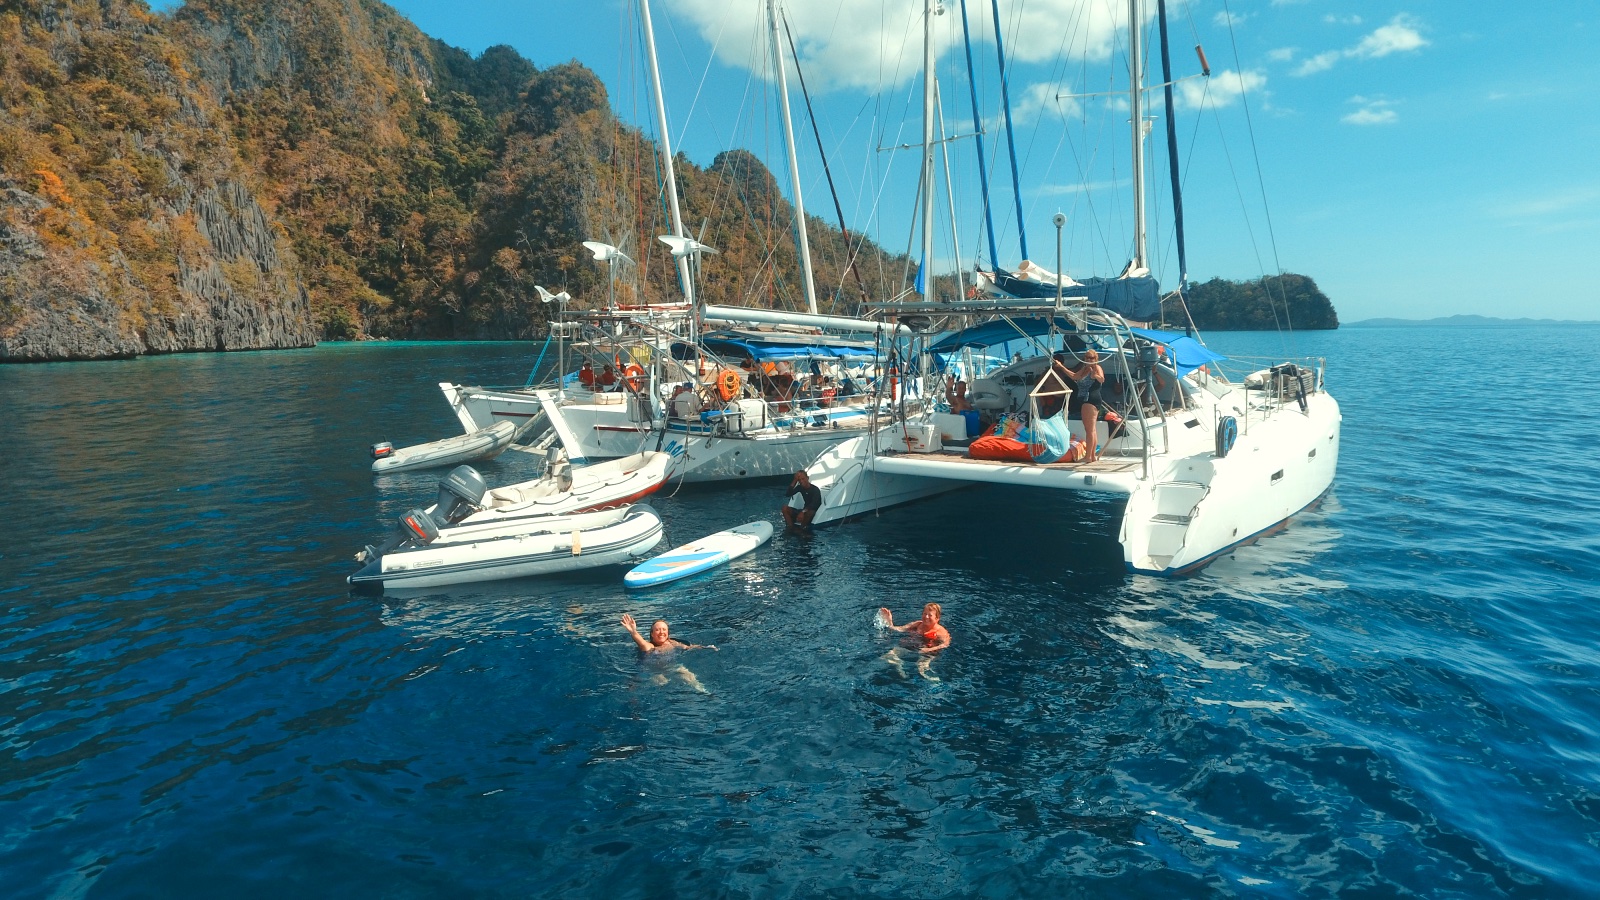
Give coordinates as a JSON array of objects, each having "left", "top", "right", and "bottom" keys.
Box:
[
  {"left": 1157, "top": 0, "right": 1188, "bottom": 296},
  {"left": 990, "top": 0, "right": 1029, "bottom": 262},
  {"left": 1128, "top": 0, "right": 1147, "bottom": 271},
  {"left": 920, "top": 0, "right": 936, "bottom": 300},
  {"left": 766, "top": 0, "right": 818, "bottom": 314},
  {"left": 639, "top": 0, "right": 695, "bottom": 306},
  {"left": 957, "top": 0, "right": 997, "bottom": 267}
]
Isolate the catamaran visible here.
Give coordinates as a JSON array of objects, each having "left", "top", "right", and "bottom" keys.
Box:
[{"left": 797, "top": 0, "right": 1340, "bottom": 576}]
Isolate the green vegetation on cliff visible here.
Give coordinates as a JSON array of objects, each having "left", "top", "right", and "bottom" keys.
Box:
[
  {"left": 1, "top": 0, "right": 905, "bottom": 359},
  {"left": 1165, "top": 273, "right": 1339, "bottom": 331}
]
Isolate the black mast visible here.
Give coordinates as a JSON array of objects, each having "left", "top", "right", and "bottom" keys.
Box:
[{"left": 1157, "top": 0, "right": 1191, "bottom": 334}]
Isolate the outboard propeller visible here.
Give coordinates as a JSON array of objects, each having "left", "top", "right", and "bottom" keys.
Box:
[{"left": 370, "top": 441, "right": 395, "bottom": 460}]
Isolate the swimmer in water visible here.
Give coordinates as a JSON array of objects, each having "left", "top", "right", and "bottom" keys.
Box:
[
  {"left": 878, "top": 602, "right": 950, "bottom": 680},
  {"left": 621, "top": 613, "right": 714, "bottom": 692}
]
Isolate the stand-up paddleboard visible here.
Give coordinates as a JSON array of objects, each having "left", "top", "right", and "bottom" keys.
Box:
[{"left": 624, "top": 521, "right": 775, "bottom": 589}]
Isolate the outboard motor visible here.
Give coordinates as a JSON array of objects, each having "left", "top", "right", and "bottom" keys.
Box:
[
  {"left": 434, "top": 465, "right": 489, "bottom": 526},
  {"left": 354, "top": 466, "right": 488, "bottom": 565},
  {"left": 370, "top": 441, "right": 395, "bottom": 460}
]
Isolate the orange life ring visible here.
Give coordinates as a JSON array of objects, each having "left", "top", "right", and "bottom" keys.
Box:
[
  {"left": 717, "top": 370, "right": 741, "bottom": 402},
  {"left": 623, "top": 364, "right": 645, "bottom": 392}
]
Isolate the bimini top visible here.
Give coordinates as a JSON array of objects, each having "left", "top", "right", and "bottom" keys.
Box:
[
  {"left": 677, "top": 330, "right": 880, "bottom": 363},
  {"left": 927, "top": 319, "right": 1226, "bottom": 376},
  {"left": 926, "top": 317, "right": 1078, "bottom": 353}
]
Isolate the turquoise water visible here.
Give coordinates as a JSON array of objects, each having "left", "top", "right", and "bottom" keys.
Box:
[{"left": 2, "top": 327, "right": 1597, "bottom": 897}]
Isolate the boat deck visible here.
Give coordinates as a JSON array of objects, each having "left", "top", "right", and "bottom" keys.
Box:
[
  {"left": 904, "top": 446, "right": 1146, "bottom": 474},
  {"left": 865, "top": 445, "right": 1146, "bottom": 493}
]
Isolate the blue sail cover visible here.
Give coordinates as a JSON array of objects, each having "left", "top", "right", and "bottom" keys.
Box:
[{"left": 989, "top": 269, "right": 1163, "bottom": 321}]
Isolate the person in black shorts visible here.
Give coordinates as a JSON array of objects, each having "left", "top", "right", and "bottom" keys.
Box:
[{"left": 782, "top": 470, "right": 822, "bottom": 528}]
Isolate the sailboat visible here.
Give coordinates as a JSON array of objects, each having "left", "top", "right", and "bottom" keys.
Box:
[
  {"left": 796, "top": 0, "right": 1341, "bottom": 576},
  {"left": 438, "top": 0, "right": 912, "bottom": 483}
]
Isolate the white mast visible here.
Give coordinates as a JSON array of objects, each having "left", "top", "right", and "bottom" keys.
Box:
[
  {"left": 1128, "top": 0, "right": 1147, "bottom": 272},
  {"left": 919, "top": 0, "right": 937, "bottom": 300},
  {"left": 639, "top": 0, "right": 696, "bottom": 306},
  {"left": 766, "top": 0, "right": 818, "bottom": 314}
]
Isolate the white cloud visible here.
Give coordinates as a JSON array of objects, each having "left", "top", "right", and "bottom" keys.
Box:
[
  {"left": 1323, "top": 14, "right": 1363, "bottom": 25},
  {"left": 1292, "top": 14, "right": 1429, "bottom": 77},
  {"left": 1178, "top": 68, "right": 1266, "bottom": 110},
  {"left": 1267, "top": 47, "right": 1297, "bottom": 62},
  {"left": 1008, "top": 81, "right": 1082, "bottom": 125},
  {"left": 1036, "top": 178, "right": 1130, "bottom": 196},
  {"left": 1214, "top": 10, "right": 1250, "bottom": 27},
  {"left": 664, "top": 0, "right": 1135, "bottom": 92},
  {"left": 1352, "top": 15, "right": 1428, "bottom": 58},
  {"left": 1495, "top": 187, "right": 1600, "bottom": 219},
  {"left": 1342, "top": 96, "right": 1397, "bottom": 125},
  {"left": 1294, "top": 51, "right": 1340, "bottom": 76}
]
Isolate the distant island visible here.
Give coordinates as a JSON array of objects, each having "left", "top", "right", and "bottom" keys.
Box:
[
  {"left": 1345, "top": 314, "right": 1599, "bottom": 328},
  {"left": 1162, "top": 273, "right": 1339, "bottom": 331}
]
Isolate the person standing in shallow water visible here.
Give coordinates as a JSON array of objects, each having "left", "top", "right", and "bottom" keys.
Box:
[
  {"left": 878, "top": 602, "right": 950, "bottom": 680},
  {"left": 621, "top": 613, "right": 714, "bottom": 692}
]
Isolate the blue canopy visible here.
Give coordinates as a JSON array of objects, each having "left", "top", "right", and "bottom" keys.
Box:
[
  {"left": 926, "top": 317, "right": 1077, "bottom": 353},
  {"left": 682, "top": 333, "right": 880, "bottom": 363},
  {"left": 1128, "top": 327, "right": 1227, "bottom": 375}
]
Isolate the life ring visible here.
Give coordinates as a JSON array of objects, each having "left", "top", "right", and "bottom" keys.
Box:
[
  {"left": 623, "top": 364, "right": 645, "bottom": 392},
  {"left": 1216, "top": 415, "right": 1238, "bottom": 458},
  {"left": 717, "top": 370, "right": 741, "bottom": 402}
]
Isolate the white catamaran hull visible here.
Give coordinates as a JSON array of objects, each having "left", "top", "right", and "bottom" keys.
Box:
[{"left": 805, "top": 387, "right": 1340, "bottom": 576}]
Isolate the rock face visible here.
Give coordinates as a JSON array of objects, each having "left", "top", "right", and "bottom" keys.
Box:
[
  {"left": 0, "top": 0, "right": 907, "bottom": 360},
  {"left": 0, "top": 0, "right": 315, "bottom": 361}
]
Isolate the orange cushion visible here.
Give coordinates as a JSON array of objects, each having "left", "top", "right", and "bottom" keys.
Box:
[{"left": 967, "top": 435, "right": 1036, "bottom": 462}]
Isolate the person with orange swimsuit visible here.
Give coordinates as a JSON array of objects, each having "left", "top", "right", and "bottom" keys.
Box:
[{"left": 878, "top": 602, "right": 951, "bottom": 680}]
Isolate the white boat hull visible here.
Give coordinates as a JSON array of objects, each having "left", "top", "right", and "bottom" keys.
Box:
[
  {"left": 460, "top": 452, "right": 674, "bottom": 525},
  {"left": 350, "top": 505, "right": 664, "bottom": 590},
  {"left": 804, "top": 387, "right": 1342, "bottom": 577},
  {"left": 371, "top": 420, "right": 521, "bottom": 474}
]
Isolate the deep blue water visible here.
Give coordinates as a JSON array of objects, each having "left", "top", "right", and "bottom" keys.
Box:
[{"left": 3, "top": 327, "right": 1598, "bottom": 898}]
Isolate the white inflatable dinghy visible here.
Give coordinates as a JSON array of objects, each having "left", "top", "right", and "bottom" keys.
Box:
[
  {"left": 371, "top": 419, "right": 520, "bottom": 474},
  {"left": 350, "top": 504, "right": 663, "bottom": 590}
]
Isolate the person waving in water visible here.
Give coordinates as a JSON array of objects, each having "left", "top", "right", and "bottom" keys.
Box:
[
  {"left": 621, "top": 613, "right": 714, "bottom": 691},
  {"left": 878, "top": 602, "right": 950, "bottom": 680}
]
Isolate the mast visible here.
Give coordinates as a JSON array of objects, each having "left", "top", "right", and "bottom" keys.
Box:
[
  {"left": 919, "top": 0, "right": 936, "bottom": 300},
  {"left": 766, "top": 0, "right": 818, "bottom": 314},
  {"left": 957, "top": 0, "right": 997, "bottom": 268},
  {"left": 1157, "top": 0, "right": 1189, "bottom": 298},
  {"left": 1128, "top": 0, "right": 1147, "bottom": 271},
  {"left": 935, "top": 78, "right": 965, "bottom": 301},
  {"left": 990, "top": 0, "right": 1029, "bottom": 262},
  {"left": 639, "top": 0, "right": 695, "bottom": 306}
]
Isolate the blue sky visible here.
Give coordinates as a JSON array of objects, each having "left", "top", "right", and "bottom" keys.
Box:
[{"left": 164, "top": 1, "right": 1600, "bottom": 321}]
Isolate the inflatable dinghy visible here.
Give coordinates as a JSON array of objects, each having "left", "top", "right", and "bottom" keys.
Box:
[
  {"left": 371, "top": 419, "right": 520, "bottom": 474},
  {"left": 350, "top": 503, "right": 663, "bottom": 590}
]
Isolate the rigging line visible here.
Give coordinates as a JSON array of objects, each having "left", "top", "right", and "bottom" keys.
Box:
[
  {"left": 657, "top": 3, "right": 733, "bottom": 158},
  {"left": 1219, "top": 0, "right": 1293, "bottom": 353},
  {"left": 782, "top": 9, "right": 872, "bottom": 307},
  {"left": 1204, "top": 82, "right": 1285, "bottom": 337}
]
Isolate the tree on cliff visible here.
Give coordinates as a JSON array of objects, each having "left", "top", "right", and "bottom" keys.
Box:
[{"left": 1166, "top": 273, "right": 1339, "bottom": 331}]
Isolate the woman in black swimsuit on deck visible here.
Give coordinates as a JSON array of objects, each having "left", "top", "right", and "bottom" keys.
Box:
[{"left": 1058, "top": 349, "right": 1108, "bottom": 463}]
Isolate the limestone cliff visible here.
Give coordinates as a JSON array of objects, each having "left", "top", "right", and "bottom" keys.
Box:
[{"left": 0, "top": 0, "right": 315, "bottom": 361}]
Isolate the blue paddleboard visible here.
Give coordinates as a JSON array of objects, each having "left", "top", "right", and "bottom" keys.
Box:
[{"left": 624, "top": 520, "right": 775, "bottom": 588}]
